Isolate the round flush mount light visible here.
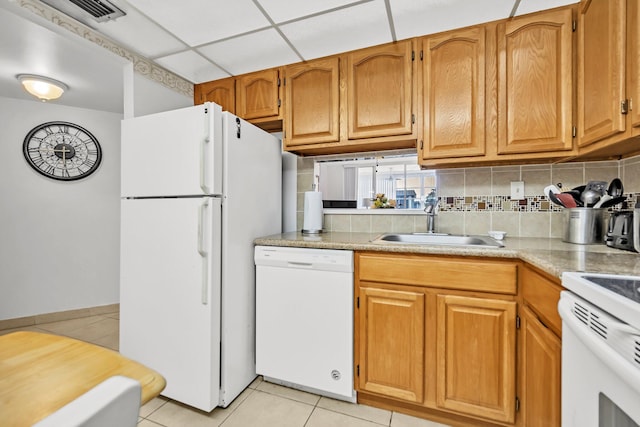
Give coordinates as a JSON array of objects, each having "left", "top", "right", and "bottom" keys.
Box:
[{"left": 17, "top": 74, "right": 69, "bottom": 101}]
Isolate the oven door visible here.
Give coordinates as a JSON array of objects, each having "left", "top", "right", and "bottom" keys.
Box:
[{"left": 559, "top": 291, "right": 640, "bottom": 427}]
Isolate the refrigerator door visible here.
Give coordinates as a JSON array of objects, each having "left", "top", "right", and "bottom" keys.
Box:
[
  {"left": 120, "top": 197, "right": 222, "bottom": 411},
  {"left": 217, "top": 113, "right": 283, "bottom": 406},
  {"left": 121, "top": 103, "right": 222, "bottom": 198}
]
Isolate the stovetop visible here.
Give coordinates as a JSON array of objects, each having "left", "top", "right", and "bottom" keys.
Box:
[
  {"left": 562, "top": 272, "right": 640, "bottom": 331},
  {"left": 581, "top": 275, "right": 640, "bottom": 304}
]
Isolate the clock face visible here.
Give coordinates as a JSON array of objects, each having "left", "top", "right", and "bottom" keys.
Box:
[{"left": 23, "top": 121, "right": 102, "bottom": 181}]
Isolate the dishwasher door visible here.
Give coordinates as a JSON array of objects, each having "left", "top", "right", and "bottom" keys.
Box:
[{"left": 255, "top": 246, "right": 354, "bottom": 401}]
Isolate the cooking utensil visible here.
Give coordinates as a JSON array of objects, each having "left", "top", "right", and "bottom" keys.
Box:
[
  {"left": 544, "top": 184, "right": 561, "bottom": 196},
  {"left": 564, "top": 190, "right": 584, "bottom": 207},
  {"left": 581, "top": 189, "right": 601, "bottom": 207},
  {"left": 607, "top": 178, "right": 623, "bottom": 197},
  {"left": 556, "top": 193, "right": 577, "bottom": 208},
  {"left": 585, "top": 180, "right": 608, "bottom": 195},
  {"left": 592, "top": 194, "right": 612, "bottom": 208},
  {"left": 572, "top": 185, "right": 586, "bottom": 193},
  {"left": 599, "top": 196, "right": 626, "bottom": 209},
  {"left": 549, "top": 190, "right": 566, "bottom": 207}
]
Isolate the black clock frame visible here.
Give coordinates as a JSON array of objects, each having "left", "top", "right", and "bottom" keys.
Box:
[{"left": 23, "top": 121, "right": 103, "bottom": 181}]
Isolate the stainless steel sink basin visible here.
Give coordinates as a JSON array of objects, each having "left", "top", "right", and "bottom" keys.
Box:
[{"left": 371, "top": 233, "right": 504, "bottom": 248}]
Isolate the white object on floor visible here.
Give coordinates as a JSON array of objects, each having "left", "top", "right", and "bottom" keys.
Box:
[{"left": 33, "top": 376, "right": 141, "bottom": 427}]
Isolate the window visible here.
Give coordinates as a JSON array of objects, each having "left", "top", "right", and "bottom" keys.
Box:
[{"left": 316, "top": 155, "right": 436, "bottom": 210}]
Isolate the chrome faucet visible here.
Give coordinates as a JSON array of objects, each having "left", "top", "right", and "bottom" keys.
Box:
[{"left": 424, "top": 198, "right": 439, "bottom": 233}]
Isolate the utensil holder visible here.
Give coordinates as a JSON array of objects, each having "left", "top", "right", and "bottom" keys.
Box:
[{"left": 562, "top": 208, "right": 607, "bottom": 244}]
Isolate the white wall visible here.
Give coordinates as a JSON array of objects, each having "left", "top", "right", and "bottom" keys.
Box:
[
  {"left": 123, "top": 63, "right": 192, "bottom": 119},
  {"left": 0, "top": 96, "right": 122, "bottom": 320}
]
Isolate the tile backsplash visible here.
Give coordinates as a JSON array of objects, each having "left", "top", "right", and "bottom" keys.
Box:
[{"left": 296, "top": 155, "right": 640, "bottom": 238}]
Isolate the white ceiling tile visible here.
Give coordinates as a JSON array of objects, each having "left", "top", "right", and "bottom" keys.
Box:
[
  {"left": 281, "top": 0, "right": 392, "bottom": 60},
  {"left": 515, "top": 0, "right": 579, "bottom": 16},
  {"left": 391, "top": 0, "right": 514, "bottom": 40},
  {"left": 126, "top": 0, "right": 271, "bottom": 46},
  {"left": 198, "top": 29, "right": 300, "bottom": 75},
  {"left": 88, "top": 6, "right": 186, "bottom": 58},
  {"left": 258, "top": 0, "right": 366, "bottom": 23},
  {"left": 154, "top": 51, "right": 229, "bottom": 83}
]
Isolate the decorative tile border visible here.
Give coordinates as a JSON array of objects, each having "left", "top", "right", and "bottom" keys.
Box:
[
  {"left": 15, "top": 0, "right": 193, "bottom": 98},
  {"left": 438, "top": 194, "right": 638, "bottom": 212}
]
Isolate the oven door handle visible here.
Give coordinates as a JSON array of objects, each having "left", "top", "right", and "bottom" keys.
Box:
[{"left": 558, "top": 296, "right": 640, "bottom": 394}]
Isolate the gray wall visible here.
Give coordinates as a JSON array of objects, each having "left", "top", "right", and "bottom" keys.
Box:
[{"left": 0, "top": 96, "right": 122, "bottom": 320}]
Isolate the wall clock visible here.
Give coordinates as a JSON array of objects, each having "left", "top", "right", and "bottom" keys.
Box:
[{"left": 23, "top": 121, "right": 102, "bottom": 181}]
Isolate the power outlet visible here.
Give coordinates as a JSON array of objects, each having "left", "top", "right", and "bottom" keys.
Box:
[{"left": 511, "top": 181, "right": 525, "bottom": 200}]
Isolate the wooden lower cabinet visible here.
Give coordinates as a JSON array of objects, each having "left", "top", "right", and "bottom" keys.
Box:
[
  {"left": 357, "top": 285, "right": 425, "bottom": 403},
  {"left": 518, "top": 306, "right": 561, "bottom": 427},
  {"left": 436, "top": 295, "right": 516, "bottom": 424},
  {"left": 517, "top": 264, "right": 562, "bottom": 427},
  {"left": 355, "top": 252, "right": 518, "bottom": 426}
]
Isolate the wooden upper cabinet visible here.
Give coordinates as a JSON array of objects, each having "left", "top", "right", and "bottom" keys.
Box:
[
  {"left": 193, "top": 77, "right": 235, "bottom": 113},
  {"left": 578, "top": 0, "right": 627, "bottom": 147},
  {"left": 284, "top": 57, "right": 340, "bottom": 147},
  {"left": 436, "top": 294, "right": 516, "bottom": 424},
  {"left": 498, "top": 8, "right": 574, "bottom": 154},
  {"left": 420, "top": 26, "right": 486, "bottom": 160},
  {"left": 347, "top": 40, "right": 415, "bottom": 139},
  {"left": 629, "top": 0, "right": 640, "bottom": 130},
  {"left": 236, "top": 68, "right": 281, "bottom": 120},
  {"left": 357, "top": 285, "right": 425, "bottom": 403}
]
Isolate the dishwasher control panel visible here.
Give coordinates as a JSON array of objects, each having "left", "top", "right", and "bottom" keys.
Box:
[{"left": 254, "top": 246, "right": 353, "bottom": 272}]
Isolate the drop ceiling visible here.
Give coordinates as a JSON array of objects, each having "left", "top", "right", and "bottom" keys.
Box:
[{"left": 1, "top": 0, "right": 578, "bottom": 113}]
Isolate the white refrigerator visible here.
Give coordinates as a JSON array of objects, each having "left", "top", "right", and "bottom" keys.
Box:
[{"left": 119, "top": 102, "right": 282, "bottom": 411}]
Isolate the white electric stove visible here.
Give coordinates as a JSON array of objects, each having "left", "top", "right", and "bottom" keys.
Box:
[{"left": 560, "top": 272, "right": 640, "bottom": 427}]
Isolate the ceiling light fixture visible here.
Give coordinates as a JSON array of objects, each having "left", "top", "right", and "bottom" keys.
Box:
[{"left": 17, "top": 74, "right": 69, "bottom": 101}]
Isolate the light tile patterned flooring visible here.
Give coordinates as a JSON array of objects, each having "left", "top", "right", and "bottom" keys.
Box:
[{"left": 1, "top": 311, "right": 450, "bottom": 427}]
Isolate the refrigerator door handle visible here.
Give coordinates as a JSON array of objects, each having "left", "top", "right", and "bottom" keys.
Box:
[
  {"left": 198, "top": 199, "right": 209, "bottom": 305},
  {"left": 200, "top": 136, "right": 210, "bottom": 194}
]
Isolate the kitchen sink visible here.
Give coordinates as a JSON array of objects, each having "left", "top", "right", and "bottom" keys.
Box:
[{"left": 371, "top": 233, "right": 504, "bottom": 248}]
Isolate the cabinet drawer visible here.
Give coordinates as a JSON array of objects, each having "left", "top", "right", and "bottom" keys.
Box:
[
  {"left": 357, "top": 253, "right": 517, "bottom": 295},
  {"left": 521, "top": 265, "right": 562, "bottom": 336}
]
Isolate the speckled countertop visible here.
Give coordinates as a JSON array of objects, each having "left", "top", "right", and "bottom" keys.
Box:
[{"left": 254, "top": 232, "right": 640, "bottom": 280}]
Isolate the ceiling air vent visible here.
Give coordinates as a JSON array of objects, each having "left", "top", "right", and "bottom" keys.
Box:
[{"left": 41, "top": 0, "right": 126, "bottom": 23}]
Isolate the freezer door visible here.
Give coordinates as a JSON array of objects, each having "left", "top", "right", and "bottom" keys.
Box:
[
  {"left": 120, "top": 197, "right": 222, "bottom": 411},
  {"left": 121, "top": 103, "right": 222, "bottom": 197}
]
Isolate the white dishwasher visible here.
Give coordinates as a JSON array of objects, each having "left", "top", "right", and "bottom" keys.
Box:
[{"left": 254, "top": 245, "right": 355, "bottom": 402}]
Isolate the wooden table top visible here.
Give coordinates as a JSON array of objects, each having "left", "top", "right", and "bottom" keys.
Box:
[{"left": 0, "top": 331, "right": 166, "bottom": 426}]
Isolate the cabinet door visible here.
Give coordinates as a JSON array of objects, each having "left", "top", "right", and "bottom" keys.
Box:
[
  {"left": 284, "top": 57, "right": 340, "bottom": 146},
  {"left": 357, "top": 285, "right": 425, "bottom": 403},
  {"left": 421, "top": 26, "right": 486, "bottom": 159},
  {"left": 498, "top": 8, "right": 573, "bottom": 154},
  {"left": 236, "top": 68, "right": 281, "bottom": 120},
  {"left": 436, "top": 294, "right": 516, "bottom": 423},
  {"left": 630, "top": 0, "right": 640, "bottom": 129},
  {"left": 347, "top": 41, "right": 414, "bottom": 139},
  {"left": 193, "top": 77, "right": 235, "bottom": 113},
  {"left": 578, "top": 0, "right": 627, "bottom": 147},
  {"left": 518, "top": 306, "right": 561, "bottom": 427}
]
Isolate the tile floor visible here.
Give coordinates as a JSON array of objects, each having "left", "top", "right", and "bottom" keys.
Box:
[{"left": 1, "top": 311, "right": 450, "bottom": 427}]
